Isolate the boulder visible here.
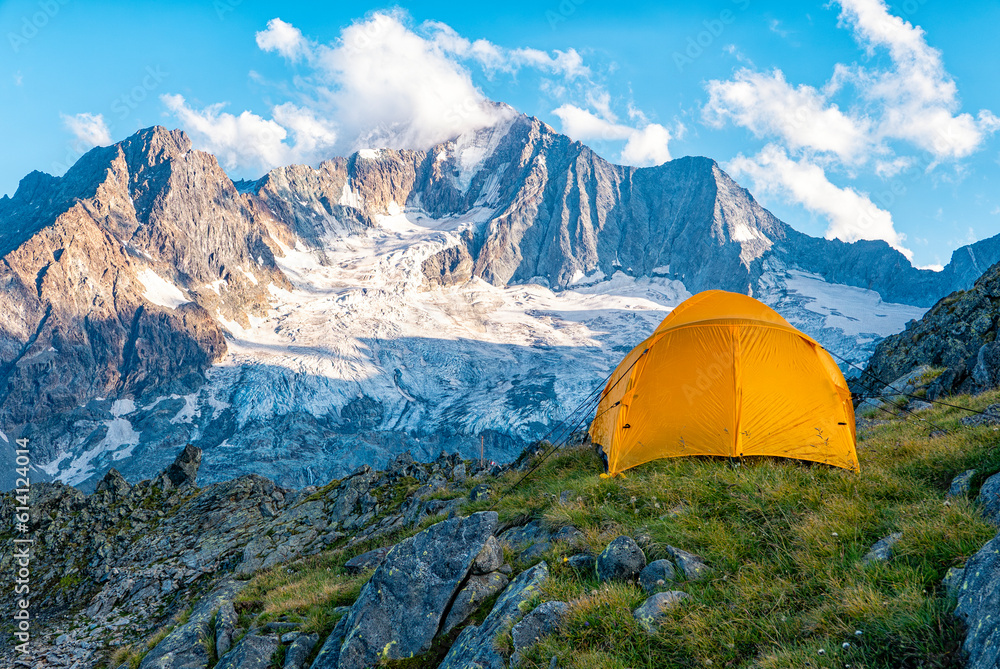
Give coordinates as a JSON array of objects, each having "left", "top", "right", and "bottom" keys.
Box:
[
  {"left": 471, "top": 536, "right": 504, "bottom": 575},
  {"left": 566, "top": 553, "right": 595, "bottom": 574},
  {"left": 469, "top": 484, "right": 492, "bottom": 502},
  {"left": 596, "top": 536, "right": 646, "bottom": 582},
  {"left": 665, "top": 546, "right": 710, "bottom": 581},
  {"left": 511, "top": 601, "right": 569, "bottom": 666},
  {"left": 972, "top": 342, "right": 1000, "bottom": 390},
  {"left": 438, "top": 562, "right": 550, "bottom": 669},
  {"left": 551, "top": 526, "right": 586, "bottom": 547},
  {"left": 948, "top": 469, "right": 976, "bottom": 497},
  {"left": 500, "top": 520, "right": 552, "bottom": 562},
  {"left": 309, "top": 614, "right": 349, "bottom": 669},
  {"left": 95, "top": 468, "right": 131, "bottom": 497},
  {"left": 980, "top": 473, "right": 1000, "bottom": 525},
  {"left": 138, "top": 580, "right": 243, "bottom": 669},
  {"left": 440, "top": 571, "right": 510, "bottom": 635},
  {"left": 960, "top": 404, "right": 1000, "bottom": 427},
  {"left": 639, "top": 559, "right": 678, "bottom": 594},
  {"left": 334, "top": 511, "right": 498, "bottom": 669},
  {"left": 283, "top": 633, "right": 318, "bottom": 669},
  {"left": 156, "top": 444, "right": 202, "bottom": 491},
  {"left": 861, "top": 532, "right": 903, "bottom": 565},
  {"left": 955, "top": 533, "right": 1000, "bottom": 669},
  {"left": 633, "top": 591, "right": 691, "bottom": 633},
  {"left": 215, "top": 600, "right": 238, "bottom": 658},
  {"left": 944, "top": 567, "right": 965, "bottom": 599},
  {"left": 215, "top": 634, "right": 279, "bottom": 669},
  {"left": 343, "top": 546, "right": 392, "bottom": 574}
]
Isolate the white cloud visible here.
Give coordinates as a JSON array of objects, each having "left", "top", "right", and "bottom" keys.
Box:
[
  {"left": 61, "top": 113, "right": 112, "bottom": 149},
  {"left": 161, "top": 94, "right": 337, "bottom": 174},
  {"left": 552, "top": 104, "right": 672, "bottom": 167},
  {"left": 255, "top": 18, "right": 309, "bottom": 62},
  {"left": 703, "top": 0, "right": 998, "bottom": 257},
  {"left": 162, "top": 12, "right": 658, "bottom": 176},
  {"left": 621, "top": 124, "right": 672, "bottom": 166},
  {"left": 728, "top": 144, "right": 912, "bottom": 259},
  {"left": 166, "top": 12, "right": 621, "bottom": 174},
  {"left": 704, "top": 68, "right": 870, "bottom": 163},
  {"left": 836, "top": 0, "right": 997, "bottom": 159}
]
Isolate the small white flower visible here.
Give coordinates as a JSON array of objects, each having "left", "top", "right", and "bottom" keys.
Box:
[
  {"left": 818, "top": 648, "right": 825, "bottom": 655},
  {"left": 842, "top": 642, "right": 850, "bottom": 649},
  {"left": 831, "top": 532, "right": 838, "bottom": 537},
  {"left": 855, "top": 629, "right": 863, "bottom": 636}
]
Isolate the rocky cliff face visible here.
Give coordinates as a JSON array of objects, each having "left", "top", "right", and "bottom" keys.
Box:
[
  {"left": 1, "top": 117, "right": 998, "bottom": 490},
  {"left": 861, "top": 260, "right": 1000, "bottom": 398}
]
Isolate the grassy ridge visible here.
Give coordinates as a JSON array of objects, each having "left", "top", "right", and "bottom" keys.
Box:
[{"left": 224, "top": 388, "right": 1000, "bottom": 668}]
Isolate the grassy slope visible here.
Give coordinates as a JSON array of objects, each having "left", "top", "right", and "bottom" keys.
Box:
[{"left": 163, "top": 388, "right": 1000, "bottom": 669}]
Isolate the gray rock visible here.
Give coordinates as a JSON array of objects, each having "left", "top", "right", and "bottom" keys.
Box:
[
  {"left": 632, "top": 591, "right": 691, "bottom": 633},
  {"left": 520, "top": 541, "right": 553, "bottom": 563},
  {"left": 978, "top": 472, "right": 1000, "bottom": 525},
  {"left": 596, "top": 536, "right": 646, "bottom": 582},
  {"left": 438, "top": 562, "right": 549, "bottom": 669},
  {"left": 861, "top": 532, "right": 903, "bottom": 565},
  {"left": 335, "top": 511, "right": 498, "bottom": 669},
  {"left": 95, "top": 468, "right": 131, "bottom": 497},
  {"left": 948, "top": 469, "right": 976, "bottom": 497},
  {"left": 566, "top": 553, "right": 595, "bottom": 574},
  {"left": 157, "top": 444, "right": 202, "bottom": 491},
  {"left": 972, "top": 342, "right": 1000, "bottom": 390},
  {"left": 499, "top": 521, "right": 551, "bottom": 551},
  {"left": 440, "top": 571, "right": 510, "bottom": 635},
  {"left": 139, "top": 580, "right": 243, "bottom": 669},
  {"left": 639, "top": 559, "right": 678, "bottom": 594},
  {"left": 283, "top": 633, "right": 318, "bottom": 669},
  {"left": 551, "top": 526, "right": 585, "bottom": 547},
  {"left": 955, "top": 533, "right": 1000, "bottom": 669},
  {"left": 960, "top": 404, "right": 1000, "bottom": 427},
  {"left": 471, "top": 536, "right": 504, "bottom": 575},
  {"left": 215, "top": 600, "right": 238, "bottom": 658},
  {"left": 665, "top": 546, "right": 711, "bottom": 581},
  {"left": 944, "top": 567, "right": 965, "bottom": 599},
  {"left": 343, "top": 546, "right": 392, "bottom": 574},
  {"left": 511, "top": 601, "right": 568, "bottom": 666},
  {"left": 215, "top": 634, "right": 279, "bottom": 669},
  {"left": 309, "top": 613, "right": 349, "bottom": 669},
  {"left": 469, "top": 484, "right": 492, "bottom": 502}
]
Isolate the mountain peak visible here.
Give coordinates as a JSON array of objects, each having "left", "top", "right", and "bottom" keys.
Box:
[{"left": 120, "top": 126, "right": 192, "bottom": 166}]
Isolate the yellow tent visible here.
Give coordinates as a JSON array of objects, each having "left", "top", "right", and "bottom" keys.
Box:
[{"left": 590, "top": 290, "right": 858, "bottom": 476}]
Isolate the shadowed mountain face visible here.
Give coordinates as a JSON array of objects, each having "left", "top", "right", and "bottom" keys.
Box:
[{"left": 1, "top": 115, "right": 997, "bottom": 490}]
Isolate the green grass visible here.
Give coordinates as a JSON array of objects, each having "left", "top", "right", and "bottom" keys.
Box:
[{"left": 181, "top": 387, "right": 1000, "bottom": 669}]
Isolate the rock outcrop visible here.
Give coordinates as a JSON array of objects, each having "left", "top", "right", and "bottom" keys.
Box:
[
  {"left": 862, "top": 260, "right": 1000, "bottom": 397},
  {"left": 955, "top": 533, "right": 1000, "bottom": 669},
  {"left": 333, "top": 511, "right": 498, "bottom": 668}
]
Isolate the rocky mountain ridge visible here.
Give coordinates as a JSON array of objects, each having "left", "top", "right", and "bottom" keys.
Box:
[
  {"left": 1, "top": 116, "right": 998, "bottom": 490},
  {"left": 861, "top": 259, "right": 1000, "bottom": 399}
]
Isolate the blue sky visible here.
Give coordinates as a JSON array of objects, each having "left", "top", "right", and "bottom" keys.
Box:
[{"left": 2, "top": 0, "right": 999, "bottom": 269}]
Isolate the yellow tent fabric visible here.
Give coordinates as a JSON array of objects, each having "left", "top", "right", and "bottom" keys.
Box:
[{"left": 590, "top": 290, "right": 858, "bottom": 475}]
